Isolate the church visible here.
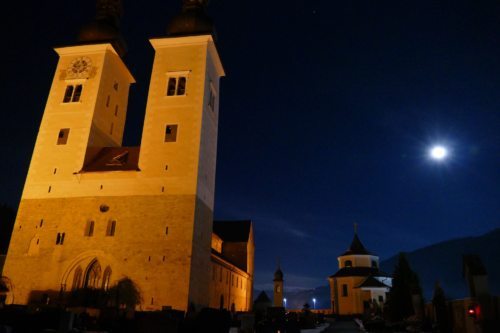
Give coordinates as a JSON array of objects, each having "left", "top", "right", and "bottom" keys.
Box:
[
  {"left": 328, "top": 229, "right": 392, "bottom": 316},
  {"left": 2, "top": 0, "right": 254, "bottom": 312}
]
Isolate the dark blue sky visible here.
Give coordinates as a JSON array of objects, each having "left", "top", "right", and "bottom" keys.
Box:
[{"left": 1, "top": 0, "right": 499, "bottom": 291}]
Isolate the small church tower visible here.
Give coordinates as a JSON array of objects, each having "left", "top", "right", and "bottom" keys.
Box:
[{"left": 273, "top": 266, "right": 284, "bottom": 307}]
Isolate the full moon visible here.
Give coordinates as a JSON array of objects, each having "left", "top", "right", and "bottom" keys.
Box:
[{"left": 429, "top": 146, "right": 448, "bottom": 160}]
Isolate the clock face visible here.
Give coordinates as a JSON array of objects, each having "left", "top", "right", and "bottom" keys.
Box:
[{"left": 66, "top": 57, "right": 92, "bottom": 79}]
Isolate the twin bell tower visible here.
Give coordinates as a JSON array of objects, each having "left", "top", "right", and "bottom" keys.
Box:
[{"left": 3, "top": 0, "right": 225, "bottom": 311}]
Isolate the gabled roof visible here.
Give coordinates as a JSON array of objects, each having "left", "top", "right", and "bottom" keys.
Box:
[
  {"left": 356, "top": 275, "right": 390, "bottom": 289},
  {"left": 254, "top": 291, "right": 271, "bottom": 304},
  {"left": 82, "top": 147, "right": 140, "bottom": 172},
  {"left": 329, "top": 267, "right": 390, "bottom": 278},
  {"left": 341, "top": 233, "right": 371, "bottom": 256},
  {"left": 213, "top": 220, "right": 252, "bottom": 242}
]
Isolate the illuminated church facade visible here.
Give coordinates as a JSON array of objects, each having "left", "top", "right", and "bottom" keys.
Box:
[
  {"left": 328, "top": 230, "right": 392, "bottom": 316},
  {"left": 2, "top": 0, "right": 254, "bottom": 312}
]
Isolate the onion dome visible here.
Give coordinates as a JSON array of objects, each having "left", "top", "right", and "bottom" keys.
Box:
[
  {"left": 78, "top": 0, "right": 127, "bottom": 57},
  {"left": 274, "top": 267, "right": 284, "bottom": 281},
  {"left": 167, "top": 0, "right": 215, "bottom": 38}
]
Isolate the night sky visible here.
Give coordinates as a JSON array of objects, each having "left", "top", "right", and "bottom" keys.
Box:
[{"left": 1, "top": 1, "right": 499, "bottom": 293}]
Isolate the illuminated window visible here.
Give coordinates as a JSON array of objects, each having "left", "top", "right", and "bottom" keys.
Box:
[
  {"left": 57, "top": 129, "right": 70, "bottom": 145},
  {"left": 164, "top": 124, "right": 178, "bottom": 142},
  {"left": 63, "top": 84, "right": 83, "bottom": 103},
  {"left": 342, "top": 284, "right": 348, "bottom": 297},
  {"left": 166, "top": 74, "right": 188, "bottom": 96},
  {"left": 85, "top": 221, "right": 95, "bottom": 237}
]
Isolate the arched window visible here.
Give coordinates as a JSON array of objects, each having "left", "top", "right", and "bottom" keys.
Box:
[
  {"left": 72, "top": 267, "right": 83, "bottom": 290},
  {"left": 84, "top": 260, "right": 102, "bottom": 289},
  {"left": 102, "top": 266, "right": 112, "bottom": 290},
  {"left": 344, "top": 260, "right": 353, "bottom": 268}
]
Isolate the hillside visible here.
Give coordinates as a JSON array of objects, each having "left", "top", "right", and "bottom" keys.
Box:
[
  {"left": 380, "top": 228, "right": 500, "bottom": 300},
  {"left": 258, "top": 228, "right": 500, "bottom": 307}
]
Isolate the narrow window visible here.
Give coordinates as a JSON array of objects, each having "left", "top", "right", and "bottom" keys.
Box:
[
  {"left": 72, "top": 85, "right": 83, "bottom": 102},
  {"left": 56, "top": 232, "right": 65, "bottom": 245},
  {"left": 106, "top": 220, "right": 116, "bottom": 236},
  {"left": 342, "top": 284, "right": 348, "bottom": 297},
  {"left": 40, "top": 219, "right": 44, "bottom": 227},
  {"left": 148, "top": 256, "right": 151, "bottom": 262},
  {"left": 53, "top": 168, "right": 57, "bottom": 174},
  {"left": 162, "top": 256, "right": 166, "bottom": 262},
  {"left": 114, "top": 105, "right": 119, "bottom": 116},
  {"left": 164, "top": 124, "right": 178, "bottom": 142},
  {"left": 177, "top": 77, "right": 187, "bottom": 95},
  {"left": 113, "top": 82, "right": 119, "bottom": 91},
  {"left": 208, "top": 87, "right": 216, "bottom": 111},
  {"left": 167, "top": 77, "right": 177, "bottom": 96},
  {"left": 106, "top": 95, "right": 110, "bottom": 107},
  {"left": 85, "top": 221, "right": 95, "bottom": 237},
  {"left": 63, "top": 86, "right": 74, "bottom": 103},
  {"left": 48, "top": 186, "right": 52, "bottom": 193},
  {"left": 165, "top": 226, "right": 169, "bottom": 235},
  {"left": 57, "top": 129, "right": 70, "bottom": 145}
]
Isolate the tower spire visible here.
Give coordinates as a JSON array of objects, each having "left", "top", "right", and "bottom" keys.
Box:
[
  {"left": 354, "top": 222, "right": 358, "bottom": 235},
  {"left": 78, "top": 0, "right": 127, "bottom": 57}
]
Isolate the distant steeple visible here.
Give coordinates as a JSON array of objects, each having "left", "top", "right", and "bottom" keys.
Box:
[
  {"left": 78, "top": 0, "right": 127, "bottom": 57},
  {"left": 166, "top": 0, "right": 215, "bottom": 38}
]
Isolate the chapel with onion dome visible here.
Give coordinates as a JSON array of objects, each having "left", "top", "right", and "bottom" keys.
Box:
[{"left": 328, "top": 226, "right": 392, "bottom": 316}]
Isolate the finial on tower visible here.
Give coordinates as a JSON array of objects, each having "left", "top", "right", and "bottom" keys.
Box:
[
  {"left": 166, "top": 0, "right": 215, "bottom": 38},
  {"left": 78, "top": 0, "right": 127, "bottom": 57}
]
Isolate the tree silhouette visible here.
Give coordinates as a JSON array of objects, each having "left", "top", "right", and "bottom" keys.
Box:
[
  {"left": 432, "top": 281, "right": 451, "bottom": 333},
  {"left": 107, "top": 277, "right": 142, "bottom": 310},
  {"left": 386, "top": 252, "right": 423, "bottom": 321}
]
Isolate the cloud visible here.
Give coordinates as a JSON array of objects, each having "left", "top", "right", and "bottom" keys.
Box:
[{"left": 256, "top": 216, "right": 314, "bottom": 240}]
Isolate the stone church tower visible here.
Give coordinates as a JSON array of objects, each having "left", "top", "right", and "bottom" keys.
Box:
[
  {"left": 2, "top": 0, "right": 228, "bottom": 311},
  {"left": 273, "top": 266, "right": 284, "bottom": 307}
]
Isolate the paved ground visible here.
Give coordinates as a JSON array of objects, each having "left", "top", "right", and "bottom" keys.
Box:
[{"left": 324, "top": 320, "right": 362, "bottom": 332}]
